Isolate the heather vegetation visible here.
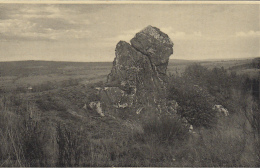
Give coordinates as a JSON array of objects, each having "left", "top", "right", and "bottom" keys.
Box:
[{"left": 0, "top": 61, "right": 259, "bottom": 166}]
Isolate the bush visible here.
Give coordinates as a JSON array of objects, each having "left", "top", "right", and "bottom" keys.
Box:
[
  {"left": 240, "top": 94, "right": 260, "bottom": 165},
  {"left": 183, "top": 63, "right": 208, "bottom": 85},
  {"left": 168, "top": 76, "right": 217, "bottom": 128},
  {"left": 56, "top": 123, "right": 90, "bottom": 167},
  {"left": 0, "top": 111, "right": 24, "bottom": 166},
  {"left": 35, "top": 94, "right": 67, "bottom": 112},
  {"left": 21, "top": 119, "right": 53, "bottom": 167},
  {"left": 0, "top": 109, "right": 55, "bottom": 167},
  {"left": 141, "top": 114, "right": 189, "bottom": 144},
  {"left": 167, "top": 63, "right": 260, "bottom": 166}
]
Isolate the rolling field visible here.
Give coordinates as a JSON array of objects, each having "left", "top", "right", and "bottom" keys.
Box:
[
  {"left": 0, "top": 61, "right": 112, "bottom": 92},
  {"left": 1, "top": 58, "right": 257, "bottom": 92}
]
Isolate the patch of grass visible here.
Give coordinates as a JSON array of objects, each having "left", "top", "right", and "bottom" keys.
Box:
[
  {"left": 141, "top": 114, "right": 189, "bottom": 145},
  {"left": 35, "top": 94, "right": 67, "bottom": 112},
  {"left": 56, "top": 123, "right": 90, "bottom": 167}
]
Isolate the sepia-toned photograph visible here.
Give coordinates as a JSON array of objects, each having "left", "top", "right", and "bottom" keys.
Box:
[{"left": 0, "top": 1, "right": 259, "bottom": 167}]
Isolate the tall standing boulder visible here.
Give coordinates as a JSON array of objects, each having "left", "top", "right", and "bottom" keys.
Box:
[
  {"left": 103, "top": 25, "right": 174, "bottom": 114},
  {"left": 130, "top": 25, "right": 174, "bottom": 75}
]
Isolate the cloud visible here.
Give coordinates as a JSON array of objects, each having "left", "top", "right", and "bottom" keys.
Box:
[
  {"left": 16, "top": 5, "right": 63, "bottom": 19},
  {"left": 161, "top": 27, "right": 202, "bottom": 40},
  {"left": 30, "top": 17, "right": 79, "bottom": 30},
  {"left": 104, "top": 28, "right": 142, "bottom": 44},
  {"left": 235, "top": 31, "right": 260, "bottom": 38},
  {"left": 0, "top": 4, "right": 21, "bottom": 20},
  {"left": 0, "top": 19, "right": 37, "bottom": 36},
  {"left": 0, "top": 18, "right": 91, "bottom": 41},
  {"left": 0, "top": 4, "right": 92, "bottom": 41}
]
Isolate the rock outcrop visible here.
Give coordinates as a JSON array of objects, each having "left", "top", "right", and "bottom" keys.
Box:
[
  {"left": 130, "top": 26, "right": 173, "bottom": 75},
  {"left": 102, "top": 25, "right": 174, "bottom": 114}
]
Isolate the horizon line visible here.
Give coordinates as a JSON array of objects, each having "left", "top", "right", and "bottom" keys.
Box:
[{"left": 0, "top": 57, "right": 258, "bottom": 63}]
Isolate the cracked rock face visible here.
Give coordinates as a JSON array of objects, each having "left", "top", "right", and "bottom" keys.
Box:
[
  {"left": 103, "top": 25, "right": 174, "bottom": 113},
  {"left": 130, "top": 25, "right": 173, "bottom": 74}
]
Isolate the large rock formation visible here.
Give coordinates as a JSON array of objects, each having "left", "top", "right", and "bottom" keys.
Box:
[
  {"left": 130, "top": 25, "right": 173, "bottom": 75},
  {"left": 101, "top": 25, "right": 174, "bottom": 114}
]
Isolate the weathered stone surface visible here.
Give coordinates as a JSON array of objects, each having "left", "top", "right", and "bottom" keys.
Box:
[
  {"left": 130, "top": 25, "right": 173, "bottom": 74},
  {"left": 212, "top": 104, "right": 229, "bottom": 117},
  {"left": 89, "top": 101, "right": 105, "bottom": 117},
  {"left": 100, "top": 87, "right": 134, "bottom": 108},
  {"left": 101, "top": 25, "right": 174, "bottom": 114},
  {"left": 107, "top": 41, "right": 153, "bottom": 91}
]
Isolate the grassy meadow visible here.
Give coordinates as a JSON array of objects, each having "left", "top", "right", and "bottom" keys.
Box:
[{"left": 0, "top": 58, "right": 259, "bottom": 166}]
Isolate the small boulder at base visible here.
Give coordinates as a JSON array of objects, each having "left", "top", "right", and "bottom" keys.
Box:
[
  {"left": 213, "top": 105, "right": 229, "bottom": 117},
  {"left": 89, "top": 101, "right": 105, "bottom": 117}
]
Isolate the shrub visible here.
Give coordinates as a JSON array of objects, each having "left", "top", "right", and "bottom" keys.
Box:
[
  {"left": 0, "top": 111, "right": 24, "bottom": 166},
  {"left": 21, "top": 119, "right": 52, "bottom": 167},
  {"left": 168, "top": 77, "right": 217, "bottom": 128},
  {"left": 141, "top": 114, "right": 189, "bottom": 144},
  {"left": 0, "top": 109, "right": 55, "bottom": 167},
  {"left": 56, "top": 123, "right": 90, "bottom": 167},
  {"left": 183, "top": 63, "right": 208, "bottom": 82},
  {"left": 35, "top": 94, "right": 67, "bottom": 112},
  {"left": 240, "top": 95, "right": 260, "bottom": 165}
]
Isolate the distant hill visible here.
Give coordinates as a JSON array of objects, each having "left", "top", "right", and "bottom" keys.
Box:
[
  {"left": 0, "top": 58, "right": 257, "bottom": 78},
  {"left": 0, "top": 60, "right": 112, "bottom": 77},
  {"left": 168, "top": 59, "right": 196, "bottom": 65},
  {"left": 229, "top": 57, "right": 260, "bottom": 71}
]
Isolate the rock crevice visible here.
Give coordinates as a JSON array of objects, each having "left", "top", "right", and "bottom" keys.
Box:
[{"left": 102, "top": 25, "right": 174, "bottom": 114}]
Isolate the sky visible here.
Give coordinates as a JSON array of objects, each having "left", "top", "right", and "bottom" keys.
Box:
[{"left": 0, "top": 3, "right": 259, "bottom": 62}]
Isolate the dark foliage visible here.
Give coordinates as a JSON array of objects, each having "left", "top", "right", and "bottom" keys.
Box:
[
  {"left": 35, "top": 94, "right": 67, "bottom": 112},
  {"left": 21, "top": 120, "right": 49, "bottom": 166},
  {"left": 142, "top": 115, "right": 189, "bottom": 144},
  {"left": 56, "top": 123, "right": 90, "bottom": 167}
]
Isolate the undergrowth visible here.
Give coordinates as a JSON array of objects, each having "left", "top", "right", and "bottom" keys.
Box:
[{"left": 0, "top": 64, "right": 259, "bottom": 166}]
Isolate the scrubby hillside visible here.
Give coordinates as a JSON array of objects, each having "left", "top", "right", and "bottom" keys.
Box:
[{"left": 0, "top": 61, "right": 259, "bottom": 167}]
